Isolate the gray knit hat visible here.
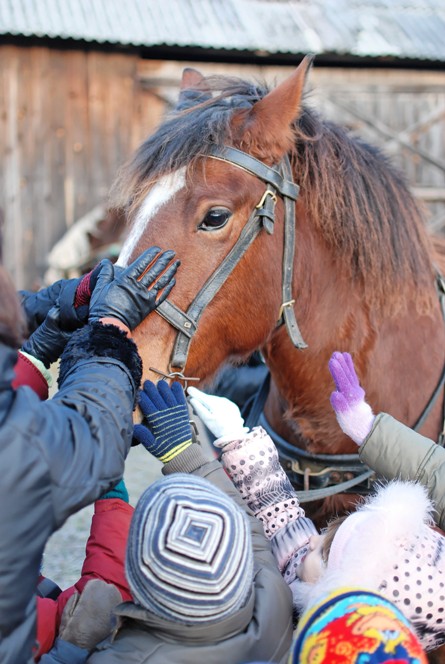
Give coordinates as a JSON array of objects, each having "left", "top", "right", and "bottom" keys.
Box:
[{"left": 126, "top": 473, "right": 254, "bottom": 624}]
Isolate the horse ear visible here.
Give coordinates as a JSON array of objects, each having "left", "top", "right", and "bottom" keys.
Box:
[
  {"left": 180, "top": 68, "right": 206, "bottom": 91},
  {"left": 251, "top": 55, "right": 313, "bottom": 127},
  {"left": 178, "top": 68, "right": 212, "bottom": 109},
  {"left": 232, "top": 55, "right": 314, "bottom": 160}
]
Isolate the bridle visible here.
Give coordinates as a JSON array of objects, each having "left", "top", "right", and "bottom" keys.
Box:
[
  {"left": 151, "top": 145, "right": 445, "bottom": 504},
  {"left": 153, "top": 145, "right": 308, "bottom": 379},
  {"left": 243, "top": 273, "right": 445, "bottom": 503}
]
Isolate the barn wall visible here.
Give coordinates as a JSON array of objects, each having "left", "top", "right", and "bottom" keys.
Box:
[
  {"left": 0, "top": 45, "right": 163, "bottom": 288},
  {"left": 1, "top": 46, "right": 444, "bottom": 287}
]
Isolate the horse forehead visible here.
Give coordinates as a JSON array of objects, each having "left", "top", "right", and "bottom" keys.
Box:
[{"left": 117, "top": 167, "right": 186, "bottom": 266}]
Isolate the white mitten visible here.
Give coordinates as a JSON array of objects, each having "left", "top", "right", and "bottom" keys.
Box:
[{"left": 187, "top": 387, "right": 249, "bottom": 445}]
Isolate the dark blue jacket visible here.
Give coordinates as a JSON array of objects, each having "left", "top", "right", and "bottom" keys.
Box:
[{"left": 0, "top": 322, "right": 141, "bottom": 664}]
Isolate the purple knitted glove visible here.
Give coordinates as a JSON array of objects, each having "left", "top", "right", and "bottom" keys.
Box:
[{"left": 328, "top": 351, "right": 375, "bottom": 445}]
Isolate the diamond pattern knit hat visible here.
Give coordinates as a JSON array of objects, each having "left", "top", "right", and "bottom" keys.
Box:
[{"left": 126, "top": 473, "right": 254, "bottom": 624}]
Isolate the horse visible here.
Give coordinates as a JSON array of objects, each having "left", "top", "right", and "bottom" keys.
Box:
[{"left": 114, "top": 56, "right": 445, "bottom": 526}]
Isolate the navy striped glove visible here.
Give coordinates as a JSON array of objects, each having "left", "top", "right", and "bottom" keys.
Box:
[{"left": 133, "top": 380, "right": 192, "bottom": 463}]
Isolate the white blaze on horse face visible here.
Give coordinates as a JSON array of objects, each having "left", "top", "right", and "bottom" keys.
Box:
[{"left": 117, "top": 168, "right": 186, "bottom": 266}]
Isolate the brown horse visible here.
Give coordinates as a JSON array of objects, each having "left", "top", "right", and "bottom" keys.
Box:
[{"left": 114, "top": 56, "right": 445, "bottom": 524}]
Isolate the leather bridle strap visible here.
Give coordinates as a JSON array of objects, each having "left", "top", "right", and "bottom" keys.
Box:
[
  {"left": 155, "top": 145, "right": 307, "bottom": 370},
  {"left": 208, "top": 146, "right": 300, "bottom": 200},
  {"left": 163, "top": 204, "right": 264, "bottom": 369},
  {"left": 279, "top": 155, "right": 308, "bottom": 349}
]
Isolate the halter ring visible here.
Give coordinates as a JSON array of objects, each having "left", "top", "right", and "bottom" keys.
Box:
[{"left": 149, "top": 366, "right": 200, "bottom": 391}]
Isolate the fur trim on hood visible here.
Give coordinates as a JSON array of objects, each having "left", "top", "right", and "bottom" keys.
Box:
[{"left": 292, "top": 480, "right": 435, "bottom": 613}]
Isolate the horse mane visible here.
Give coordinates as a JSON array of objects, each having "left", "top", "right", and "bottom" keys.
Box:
[
  {"left": 292, "top": 109, "right": 435, "bottom": 313},
  {"left": 113, "top": 73, "right": 436, "bottom": 314}
]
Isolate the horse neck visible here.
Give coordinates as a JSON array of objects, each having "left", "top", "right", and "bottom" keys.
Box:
[{"left": 262, "top": 218, "right": 445, "bottom": 452}]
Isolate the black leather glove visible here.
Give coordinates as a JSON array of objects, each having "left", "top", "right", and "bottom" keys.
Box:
[
  {"left": 19, "top": 263, "right": 104, "bottom": 334},
  {"left": 19, "top": 280, "right": 77, "bottom": 335},
  {"left": 88, "top": 247, "right": 179, "bottom": 331},
  {"left": 21, "top": 305, "right": 72, "bottom": 368}
]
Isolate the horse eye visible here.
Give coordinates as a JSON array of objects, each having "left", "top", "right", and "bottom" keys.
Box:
[{"left": 198, "top": 207, "right": 231, "bottom": 231}]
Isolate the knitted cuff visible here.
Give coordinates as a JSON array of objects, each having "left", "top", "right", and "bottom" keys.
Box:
[
  {"left": 19, "top": 350, "right": 53, "bottom": 386},
  {"left": 58, "top": 322, "right": 142, "bottom": 393},
  {"left": 162, "top": 443, "right": 209, "bottom": 475},
  {"left": 12, "top": 351, "right": 51, "bottom": 400},
  {"left": 74, "top": 271, "right": 92, "bottom": 308},
  {"left": 335, "top": 401, "right": 375, "bottom": 445},
  {"left": 100, "top": 478, "right": 129, "bottom": 503}
]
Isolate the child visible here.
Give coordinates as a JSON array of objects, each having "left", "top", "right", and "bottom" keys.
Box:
[
  {"left": 49, "top": 380, "right": 293, "bottom": 664},
  {"left": 188, "top": 353, "right": 445, "bottom": 653}
]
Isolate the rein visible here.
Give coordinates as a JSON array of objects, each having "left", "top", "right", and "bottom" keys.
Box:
[{"left": 154, "top": 145, "right": 307, "bottom": 376}]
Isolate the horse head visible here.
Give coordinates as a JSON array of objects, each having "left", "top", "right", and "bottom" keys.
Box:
[
  {"left": 115, "top": 57, "right": 445, "bottom": 523},
  {"left": 116, "top": 57, "right": 313, "bottom": 384}
]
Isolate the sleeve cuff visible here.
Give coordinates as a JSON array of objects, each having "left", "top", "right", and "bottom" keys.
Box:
[
  {"left": 13, "top": 351, "right": 51, "bottom": 400},
  {"left": 162, "top": 443, "right": 210, "bottom": 475}
]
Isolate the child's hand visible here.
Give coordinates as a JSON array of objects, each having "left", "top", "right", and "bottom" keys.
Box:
[
  {"left": 58, "top": 579, "right": 121, "bottom": 651},
  {"left": 328, "top": 351, "right": 375, "bottom": 445},
  {"left": 187, "top": 387, "right": 248, "bottom": 444},
  {"left": 133, "top": 380, "right": 192, "bottom": 462}
]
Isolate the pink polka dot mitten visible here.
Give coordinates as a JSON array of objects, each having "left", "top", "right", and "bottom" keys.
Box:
[{"left": 328, "top": 351, "right": 375, "bottom": 446}]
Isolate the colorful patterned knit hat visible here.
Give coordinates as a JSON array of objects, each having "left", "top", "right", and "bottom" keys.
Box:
[
  {"left": 290, "top": 588, "right": 427, "bottom": 663},
  {"left": 126, "top": 473, "right": 254, "bottom": 624}
]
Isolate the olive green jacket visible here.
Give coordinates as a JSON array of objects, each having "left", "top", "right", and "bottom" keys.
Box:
[{"left": 360, "top": 413, "right": 445, "bottom": 529}]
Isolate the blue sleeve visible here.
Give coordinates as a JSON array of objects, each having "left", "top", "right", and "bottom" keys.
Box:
[{"left": 40, "top": 638, "right": 89, "bottom": 664}]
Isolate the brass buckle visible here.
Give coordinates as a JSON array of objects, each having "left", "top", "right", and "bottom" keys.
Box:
[
  {"left": 277, "top": 299, "right": 295, "bottom": 321},
  {"left": 256, "top": 189, "right": 277, "bottom": 209}
]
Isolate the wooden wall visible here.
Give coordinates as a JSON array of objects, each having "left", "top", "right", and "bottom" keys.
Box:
[
  {"left": 0, "top": 45, "right": 165, "bottom": 288},
  {"left": 1, "top": 45, "right": 444, "bottom": 287}
]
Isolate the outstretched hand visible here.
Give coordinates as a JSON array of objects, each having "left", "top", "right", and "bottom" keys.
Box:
[
  {"left": 328, "top": 351, "right": 375, "bottom": 445},
  {"left": 89, "top": 247, "right": 179, "bottom": 331},
  {"left": 133, "top": 380, "right": 192, "bottom": 462},
  {"left": 329, "top": 351, "right": 366, "bottom": 412},
  {"left": 187, "top": 387, "right": 248, "bottom": 444}
]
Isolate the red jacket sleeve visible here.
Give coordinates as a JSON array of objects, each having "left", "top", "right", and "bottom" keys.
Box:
[
  {"left": 35, "top": 499, "right": 134, "bottom": 660},
  {"left": 74, "top": 498, "right": 134, "bottom": 599}
]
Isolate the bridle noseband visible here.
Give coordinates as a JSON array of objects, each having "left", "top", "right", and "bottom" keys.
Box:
[{"left": 154, "top": 145, "right": 307, "bottom": 377}]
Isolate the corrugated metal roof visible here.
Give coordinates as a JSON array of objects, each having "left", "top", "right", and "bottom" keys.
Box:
[{"left": 1, "top": 0, "right": 444, "bottom": 62}]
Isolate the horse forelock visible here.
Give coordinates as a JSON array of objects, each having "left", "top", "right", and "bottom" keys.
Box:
[{"left": 112, "top": 75, "right": 270, "bottom": 213}]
